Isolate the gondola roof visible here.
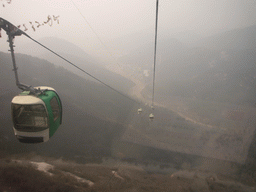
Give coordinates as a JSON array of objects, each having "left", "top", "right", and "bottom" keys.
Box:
[{"left": 12, "top": 95, "right": 44, "bottom": 105}]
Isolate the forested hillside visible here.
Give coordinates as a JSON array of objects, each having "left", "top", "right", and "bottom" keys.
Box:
[
  {"left": 0, "top": 51, "right": 136, "bottom": 162},
  {"left": 16, "top": 37, "right": 133, "bottom": 93}
]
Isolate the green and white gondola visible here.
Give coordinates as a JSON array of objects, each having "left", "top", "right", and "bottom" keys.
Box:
[{"left": 11, "top": 86, "right": 62, "bottom": 143}]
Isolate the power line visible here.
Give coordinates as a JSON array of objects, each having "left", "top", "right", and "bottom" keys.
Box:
[
  {"left": 151, "top": 0, "right": 159, "bottom": 108},
  {"left": 70, "top": 0, "right": 121, "bottom": 68},
  {"left": 70, "top": 0, "right": 106, "bottom": 50}
]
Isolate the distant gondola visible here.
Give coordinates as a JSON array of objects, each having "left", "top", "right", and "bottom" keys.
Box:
[
  {"left": 149, "top": 113, "right": 154, "bottom": 121},
  {"left": 11, "top": 86, "right": 62, "bottom": 143}
]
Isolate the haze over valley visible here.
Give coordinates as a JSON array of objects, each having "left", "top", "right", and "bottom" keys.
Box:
[{"left": 1, "top": 1, "right": 256, "bottom": 191}]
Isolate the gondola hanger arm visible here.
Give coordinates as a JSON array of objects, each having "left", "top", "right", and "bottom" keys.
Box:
[{"left": 0, "top": 18, "right": 41, "bottom": 94}]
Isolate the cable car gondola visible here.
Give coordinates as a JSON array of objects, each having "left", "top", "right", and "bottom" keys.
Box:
[
  {"left": 149, "top": 113, "right": 154, "bottom": 121},
  {"left": 1, "top": 18, "right": 62, "bottom": 143},
  {"left": 137, "top": 108, "right": 143, "bottom": 114},
  {"left": 11, "top": 87, "right": 62, "bottom": 143}
]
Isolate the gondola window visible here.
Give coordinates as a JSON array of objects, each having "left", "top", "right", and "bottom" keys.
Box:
[
  {"left": 12, "top": 104, "right": 48, "bottom": 131},
  {"left": 50, "top": 96, "right": 60, "bottom": 121}
]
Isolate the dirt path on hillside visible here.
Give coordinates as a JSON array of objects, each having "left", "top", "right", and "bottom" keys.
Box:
[
  {"left": 128, "top": 76, "right": 215, "bottom": 128},
  {"left": 106, "top": 64, "right": 217, "bottom": 129},
  {"left": 129, "top": 78, "right": 146, "bottom": 102}
]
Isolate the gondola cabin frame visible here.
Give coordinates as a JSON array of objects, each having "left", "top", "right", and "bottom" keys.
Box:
[{"left": 11, "top": 86, "right": 62, "bottom": 143}]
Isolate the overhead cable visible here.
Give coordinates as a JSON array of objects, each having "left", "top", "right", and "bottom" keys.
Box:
[
  {"left": 70, "top": 0, "right": 121, "bottom": 67},
  {"left": 151, "top": 0, "right": 159, "bottom": 108},
  {"left": 24, "top": 34, "right": 138, "bottom": 103}
]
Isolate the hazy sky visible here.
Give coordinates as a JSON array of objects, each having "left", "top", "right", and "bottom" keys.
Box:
[{"left": 1, "top": 0, "right": 256, "bottom": 57}]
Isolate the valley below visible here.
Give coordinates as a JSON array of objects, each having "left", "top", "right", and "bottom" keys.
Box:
[
  {"left": 1, "top": 20, "right": 256, "bottom": 191},
  {"left": 0, "top": 155, "right": 255, "bottom": 192}
]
